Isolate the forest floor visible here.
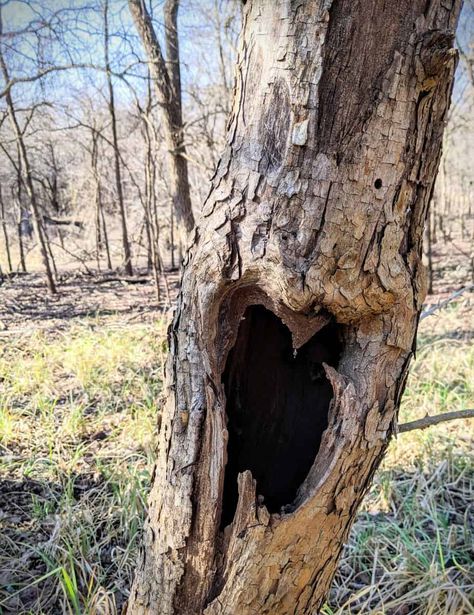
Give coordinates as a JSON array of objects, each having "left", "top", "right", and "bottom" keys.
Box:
[{"left": 0, "top": 250, "right": 473, "bottom": 614}]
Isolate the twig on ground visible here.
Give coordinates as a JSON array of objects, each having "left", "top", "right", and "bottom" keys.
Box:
[
  {"left": 93, "top": 276, "right": 151, "bottom": 285},
  {"left": 398, "top": 409, "right": 474, "bottom": 433},
  {"left": 420, "top": 285, "right": 473, "bottom": 320}
]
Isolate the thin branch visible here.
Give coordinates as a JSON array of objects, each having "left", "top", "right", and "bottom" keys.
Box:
[
  {"left": 398, "top": 409, "right": 474, "bottom": 433},
  {"left": 420, "top": 285, "right": 473, "bottom": 320},
  {"left": 0, "top": 62, "right": 144, "bottom": 99},
  {"left": 0, "top": 64, "right": 98, "bottom": 98},
  {"left": 47, "top": 241, "right": 93, "bottom": 275}
]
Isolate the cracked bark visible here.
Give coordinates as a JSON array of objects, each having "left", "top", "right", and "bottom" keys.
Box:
[{"left": 128, "top": 1, "right": 461, "bottom": 613}]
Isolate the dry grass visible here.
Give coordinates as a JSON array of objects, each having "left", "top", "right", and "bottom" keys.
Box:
[
  {"left": 326, "top": 299, "right": 474, "bottom": 615},
  {"left": 0, "top": 289, "right": 472, "bottom": 614},
  {"left": 0, "top": 321, "right": 166, "bottom": 614}
]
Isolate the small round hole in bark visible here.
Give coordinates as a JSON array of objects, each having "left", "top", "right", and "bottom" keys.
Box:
[
  {"left": 220, "top": 305, "right": 342, "bottom": 529},
  {"left": 374, "top": 178, "right": 383, "bottom": 189}
]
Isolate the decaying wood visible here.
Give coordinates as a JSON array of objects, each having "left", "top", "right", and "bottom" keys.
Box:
[{"left": 128, "top": 1, "right": 461, "bottom": 613}]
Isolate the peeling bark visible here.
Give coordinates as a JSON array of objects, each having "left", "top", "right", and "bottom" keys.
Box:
[{"left": 128, "top": 1, "right": 461, "bottom": 613}]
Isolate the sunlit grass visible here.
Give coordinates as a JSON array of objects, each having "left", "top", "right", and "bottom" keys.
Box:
[
  {"left": 0, "top": 319, "right": 166, "bottom": 613},
  {"left": 0, "top": 299, "right": 472, "bottom": 614}
]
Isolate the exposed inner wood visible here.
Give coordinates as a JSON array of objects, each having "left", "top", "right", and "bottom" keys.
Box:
[{"left": 221, "top": 305, "right": 342, "bottom": 527}]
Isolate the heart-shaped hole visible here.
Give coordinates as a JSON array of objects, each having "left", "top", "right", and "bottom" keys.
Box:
[{"left": 220, "top": 304, "right": 342, "bottom": 528}]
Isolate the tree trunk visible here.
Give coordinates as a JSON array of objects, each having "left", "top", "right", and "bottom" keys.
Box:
[
  {"left": 128, "top": 1, "right": 460, "bottom": 613},
  {"left": 104, "top": 0, "right": 133, "bottom": 276},
  {"left": 169, "top": 197, "right": 176, "bottom": 270},
  {"left": 16, "top": 214, "right": 26, "bottom": 273},
  {"left": 128, "top": 0, "right": 195, "bottom": 242},
  {"left": 426, "top": 199, "right": 435, "bottom": 295},
  {"left": 91, "top": 129, "right": 112, "bottom": 271},
  {"left": 14, "top": 154, "right": 27, "bottom": 273},
  {"left": 0, "top": 185, "right": 13, "bottom": 273}
]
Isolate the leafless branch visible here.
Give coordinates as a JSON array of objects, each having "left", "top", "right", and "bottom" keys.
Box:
[
  {"left": 0, "top": 62, "right": 145, "bottom": 100},
  {"left": 0, "top": 64, "right": 97, "bottom": 99},
  {"left": 420, "top": 284, "right": 473, "bottom": 320},
  {"left": 398, "top": 409, "right": 474, "bottom": 433}
]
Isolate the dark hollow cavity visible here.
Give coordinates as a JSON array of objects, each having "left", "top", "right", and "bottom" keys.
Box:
[
  {"left": 220, "top": 305, "right": 342, "bottom": 529},
  {"left": 374, "top": 178, "right": 383, "bottom": 189}
]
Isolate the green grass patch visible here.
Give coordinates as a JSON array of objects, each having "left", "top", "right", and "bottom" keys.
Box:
[{"left": 0, "top": 320, "right": 165, "bottom": 614}]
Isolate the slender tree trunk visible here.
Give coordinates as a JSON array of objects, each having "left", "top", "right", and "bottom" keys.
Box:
[
  {"left": 44, "top": 226, "right": 58, "bottom": 279},
  {"left": 100, "top": 205, "right": 112, "bottom": 270},
  {"left": 16, "top": 213, "right": 26, "bottom": 273},
  {"left": 169, "top": 197, "right": 175, "bottom": 270},
  {"left": 145, "top": 128, "right": 160, "bottom": 302},
  {"left": 427, "top": 201, "right": 435, "bottom": 295},
  {"left": 0, "top": 185, "right": 13, "bottom": 273},
  {"left": 91, "top": 130, "right": 108, "bottom": 271},
  {"left": 0, "top": 48, "right": 56, "bottom": 292},
  {"left": 92, "top": 134, "right": 112, "bottom": 271},
  {"left": 128, "top": 1, "right": 461, "bottom": 613},
  {"left": 143, "top": 80, "right": 155, "bottom": 274},
  {"left": 144, "top": 203, "right": 154, "bottom": 273},
  {"left": 128, "top": 0, "right": 195, "bottom": 244},
  {"left": 95, "top": 180, "right": 102, "bottom": 272},
  {"left": 138, "top": 71, "right": 162, "bottom": 298},
  {"left": 104, "top": 0, "right": 133, "bottom": 276},
  {"left": 14, "top": 154, "right": 27, "bottom": 273},
  {"left": 144, "top": 179, "right": 154, "bottom": 273}
]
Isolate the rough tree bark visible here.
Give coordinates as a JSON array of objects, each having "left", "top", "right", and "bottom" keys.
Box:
[
  {"left": 128, "top": 0, "right": 195, "bottom": 239},
  {"left": 128, "top": 1, "right": 461, "bottom": 613}
]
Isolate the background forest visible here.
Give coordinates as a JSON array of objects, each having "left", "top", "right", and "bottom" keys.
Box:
[
  {"left": 0, "top": 1, "right": 473, "bottom": 614},
  {"left": 0, "top": 0, "right": 241, "bottom": 288}
]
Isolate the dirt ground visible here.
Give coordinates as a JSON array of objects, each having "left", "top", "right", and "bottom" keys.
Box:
[
  {"left": 1, "top": 234, "right": 471, "bottom": 336},
  {"left": 0, "top": 269, "right": 180, "bottom": 334}
]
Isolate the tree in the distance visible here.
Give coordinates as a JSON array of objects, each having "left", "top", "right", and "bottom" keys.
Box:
[
  {"left": 0, "top": 35, "right": 57, "bottom": 292},
  {"left": 103, "top": 0, "right": 133, "bottom": 276},
  {"left": 129, "top": 0, "right": 195, "bottom": 244}
]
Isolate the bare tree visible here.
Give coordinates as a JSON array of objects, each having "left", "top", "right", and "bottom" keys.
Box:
[
  {"left": 0, "top": 184, "right": 12, "bottom": 272},
  {"left": 0, "top": 0, "right": 239, "bottom": 278},
  {"left": 0, "top": 11, "right": 56, "bottom": 292},
  {"left": 128, "top": 0, "right": 195, "bottom": 242},
  {"left": 103, "top": 0, "right": 133, "bottom": 276},
  {"left": 127, "top": 1, "right": 461, "bottom": 613},
  {"left": 90, "top": 125, "right": 112, "bottom": 270}
]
